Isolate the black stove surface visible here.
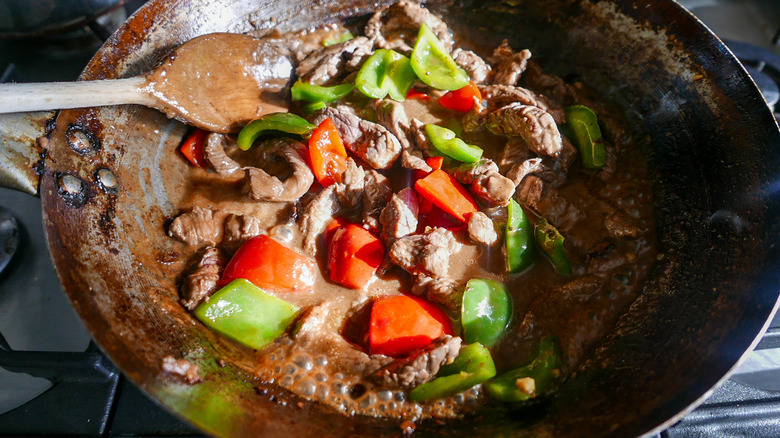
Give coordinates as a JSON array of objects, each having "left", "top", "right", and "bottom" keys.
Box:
[{"left": 0, "top": 0, "right": 778, "bottom": 436}]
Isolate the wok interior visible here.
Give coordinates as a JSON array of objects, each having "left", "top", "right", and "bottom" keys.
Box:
[{"left": 39, "top": 0, "right": 780, "bottom": 436}]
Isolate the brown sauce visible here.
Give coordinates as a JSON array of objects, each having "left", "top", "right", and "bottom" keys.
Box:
[{"left": 173, "top": 20, "right": 657, "bottom": 420}]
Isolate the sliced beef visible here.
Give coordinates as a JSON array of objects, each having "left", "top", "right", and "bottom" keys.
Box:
[
  {"left": 486, "top": 103, "right": 563, "bottom": 158},
  {"left": 604, "top": 210, "right": 645, "bottom": 240},
  {"left": 300, "top": 185, "right": 340, "bottom": 255},
  {"left": 411, "top": 274, "right": 461, "bottom": 312},
  {"left": 585, "top": 242, "right": 631, "bottom": 274},
  {"left": 505, "top": 157, "right": 567, "bottom": 189},
  {"left": 295, "top": 36, "right": 373, "bottom": 85},
  {"left": 505, "top": 157, "right": 544, "bottom": 186},
  {"left": 374, "top": 99, "right": 431, "bottom": 172},
  {"left": 380, "top": 188, "right": 419, "bottom": 240},
  {"left": 407, "top": 118, "right": 434, "bottom": 156},
  {"left": 462, "top": 98, "right": 488, "bottom": 132},
  {"left": 245, "top": 139, "right": 314, "bottom": 202},
  {"left": 168, "top": 206, "right": 224, "bottom": 246},
  {"left": 389, "top": 227, "right": 461, "bottom": 277},
  {"left": 204, "top": 133, "right": 242, "bottom": 176},
  {"left": 372, "top": 335, "right": 461, "bottom": 388},
  {"left": 169, "top": 207, "right": 265, "bottom": 247},
  {"left": 522, "top": 61, "right": 579, "bottom": 106},
  {"left": 310, "top": 107, "right": 402, "bottom": 169},
  {"left": 479, "top": 84, "right": 566, "bottom": 124},
  {"left": 365, "top": 1, "right": 453, "bottom": 54},
  {"left": 467, "top": 211, "right": 498, "bottom": 246},
  {"left": 161, "top": 356, "right": 201, "bottom": 384},
  {"left": 498, "top": 136, "right": 534, "bottom": 173},
  {"left": 446, "top": 158, "right": 499, "bottom": 185},
  {"left": 223, "top": 214, "right": 264, "bottom": 246},
  {"left": 335, "top": 158, "right": 365, "bottom": 208},
  {"left": 558, "top": 136, "right": 579, "bottom": 171},
  {"left": 515, "top": 175, "right": 585, "bottom": 234},
  {"left": 451, "top": 48, "right": 491, "bottom": 84},
  {"left": 472, "top": 172, "right": 516, "bottom": 207},
  {"left": 363, "top": 170, "right": 394, "bottom": 234},
  {"left": 181, "top": 247, "right": 227, "bottom": 311},
  {"left": 488, "top": 40, "right": 532, "bottom": 86}
]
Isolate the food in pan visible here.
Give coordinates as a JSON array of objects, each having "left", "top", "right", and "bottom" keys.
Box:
[{"left": 167, "top": 0, "right": 656, "bottom": 419}]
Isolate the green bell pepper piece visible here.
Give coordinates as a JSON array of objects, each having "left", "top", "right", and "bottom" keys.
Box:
[
  {"left": 410, "top": 24, "right": 469, "bottom": 91},
  {"left": 194, "top": 279, "right": 299, "bottom": 350},
  {"left": 410, "top": 343, "right": 496, "bottom": 402},
  {"left": 291, "top": 81, "right": 354, "bottom": 104},
  {"left": 323, "top": 30, "right": 354, "bottom": 47},
  {"left": 424, "top": 124, "right": 483, "bottom": 162},
  {"left": 534, "top": 218, "right": 572, "bottom": 276},
  {"left": 355, "top": 49, "right": 417, "bottom": 101},
  {"left": 485, "top": 337, "right": 562, "bottom": 403},
  {"left": 462, "top": 279, "right": 512, "bottom": 347},
  {"left": 236, "top": 113, "right": 316, "bottom": 151},
  {"left": 564, "top": 105, "right": 605, "bottom": 170},
  {"left": 506, "top": 199, "right": 535, "bottom": 273}
]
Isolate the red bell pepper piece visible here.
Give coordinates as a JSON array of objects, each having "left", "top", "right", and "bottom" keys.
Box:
[
  {"left": 327, "top": 224, "right": 384, "bottom": 289},
  {"left": 406, "top": 88, "right": 430, "bottom": 100},
  {"left": 179, "top": 129, "right": 208, "bottom": 168},
  {"left": 414, "top": 169, "right": 478, "bottom": 223},
  {"left": 438, "top": 82, "right": 481, "bottom": 112},
  {"left": 426, "top": 156, "right": 444, "bottom": 170},
  {"left": 309, "top": 118, "right": 348, "bottom": 187},
  {"left": 221, "top": 235, "right": 316, "bottom": 292},
  {"left": 369, "top": 295, "right": 454, "bottom": 357}
]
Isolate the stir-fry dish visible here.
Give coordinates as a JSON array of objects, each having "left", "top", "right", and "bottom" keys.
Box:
[{"left": 167, "top": 1, "right": 656, "bottom": 419}]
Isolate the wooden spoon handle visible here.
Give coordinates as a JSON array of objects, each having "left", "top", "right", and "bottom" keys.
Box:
[{"left": 0, "top": 76, "right": 153, "bottom": 114}]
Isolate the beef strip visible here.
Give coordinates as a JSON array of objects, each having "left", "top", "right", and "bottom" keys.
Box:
[
  {"left": 204, "top": 133, "right": 242, "bottom": 176},
  {"left": 498, "top": 136, "right": 535, "bottom": 173},
  {"left": 479, "top": 84, "right": 566, "bottom": 124},
  {"left": 505, "top": 157, "right": 544, "bottom": 186},
  {"left": 168, "top": 207, "right": 266, "bottom": 247},
  {"left": 558, "top": 136, "right": 579, "bottom": 171},
  {"left": 411, "top": 274, "right": 461, "bottom": 311},
  {"left": 515, "top": 175, "right": 584, "bottom": 234},
  {"left": 372, "top": 335, "right": 461, "bottom": 388},
  {"left": 487, "top": 40, "right": 532, "bottom": 86},
  {"left": 463, "top": 98, "right": 488, "bottom": 133},
  {"left": 389, "top": 227, "right": 461, "bottom": 277},
  {"left": 310, "top": 107, "right": 402, "bottom": 169},
  {"left": 407, "top": 118, "right": 434, "bottom": 156},
  {"left": 365, "top": 0, "right": 453, "bottom": 54},
  {"left": 161, "top": 356, "right": 201, "bottom": 384},
  {"left": 169, "top": 206, "right": 224, "bottom": 246},
  {"left": 451, "top": 48, "right": 491, "bottom": 84},
  {"left": 585, "top": 242, "right": 632, "bottom": 274},
  {"left": 245, "top": 139, "right": 314, "bottom": 202},
  {"left": 295, "top": 36, "right": 373, "bottom": 85},
  {"left": 335, "top": 158, "right": 365, "bottom": 208},
  {"left": 467, "top": 211, "right": 498, "bottom": 246},
  {"left": 472, "top": 172, "right": 516, "bottom": 207},
  {"left": 486, "top": 103, "right": 563, "bottom": 158},
  {"left": 363, "top": 170, "right": 394, "bottom": 234},
  {"left": 181, "top": 246, "right": 227, "bottom": 311},
  {"left": 223, "top": 213, "right": 264, "bottom": 247},
  {"left": 374, "top": 99, "right": 431, "bottom": 172},
  {"left": 380, "top": 188, "right": 419, "bottom": 240},
  {"left": 446, "top": 158, "right": 499, "bottom": 185},
  {"left": 521, "top": 61, "right": 579, "bottom": 106},
  {"left": 300, "top": 185, "right": 340, "bottom": 255}
]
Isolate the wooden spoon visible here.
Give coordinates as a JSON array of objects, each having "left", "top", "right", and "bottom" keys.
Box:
[{"left": 0, "top": 33, "right": 292, "bottom": 133}]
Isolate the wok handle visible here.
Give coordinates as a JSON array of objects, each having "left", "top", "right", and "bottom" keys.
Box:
[
  {"left": 0, "top": 77, "right": 151, "bottom": 196},
  {"left": 0, "top": 77, "right": 150, "bottom": 114}
]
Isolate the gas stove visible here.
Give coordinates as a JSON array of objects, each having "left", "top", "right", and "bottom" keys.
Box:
[{"left": 0, "top": 0, "right": 778, "bottom": 436}]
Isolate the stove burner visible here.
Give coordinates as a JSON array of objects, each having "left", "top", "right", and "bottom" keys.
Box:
[{"left": 0, "top": 207, "right": 18, "bottom": 274}]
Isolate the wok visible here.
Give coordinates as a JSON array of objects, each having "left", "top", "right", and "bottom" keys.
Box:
[{"left": 1, "top": 0, "right": 779, "bottom": 436}]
